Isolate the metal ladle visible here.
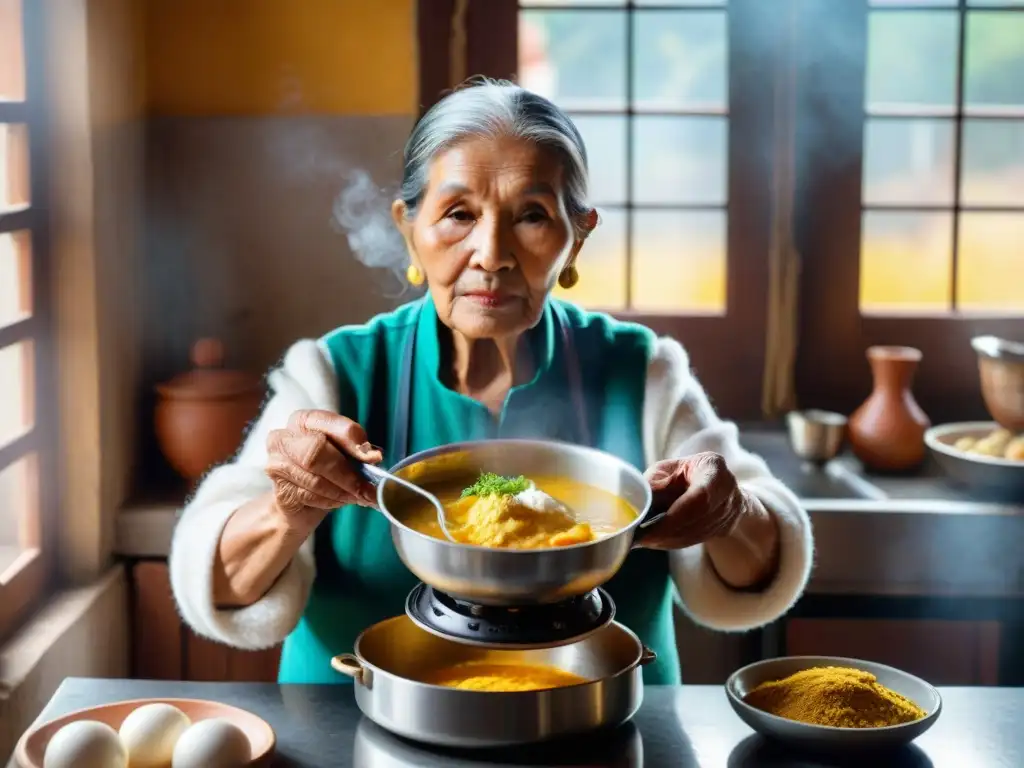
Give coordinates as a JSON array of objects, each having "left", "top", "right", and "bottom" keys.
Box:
[{"left": 357, "top": 463, "right": 458, "bottom": 542}]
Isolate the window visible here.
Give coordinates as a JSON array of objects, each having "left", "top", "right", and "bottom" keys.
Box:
[
  {"left": 795, "top": 0, "right": 1024, "bottom": 421},
  {"left": 861, "top": 0, "right": 1024, "bottom": 314},
  {"left": 0, "top": 0, "right": 54, "bottom": 640},
  {"left": 519, "top": 0, "right": 730, "bottom": 314},
  {"left": 415, "top": 0, "right": 781, "bottom": 418}
]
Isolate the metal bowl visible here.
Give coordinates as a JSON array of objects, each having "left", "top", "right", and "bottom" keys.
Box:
[
  {"left": 925, "top": 421, "right": 1024, "bottom": 499},
  {"left": 972, "top": 335, "right": 1024, "bottom": 432},
  {"left": 785, "top": 409, "right": 848, "bottom": 463},
  {"left": 375, "top": 439, "right": 654, "bottom": 606},
  {"left": 332, "top": 615, "right": 655, "bottom": 748},
  {"left": 726, "top": 656, "right": 941, "bottom": 752}
]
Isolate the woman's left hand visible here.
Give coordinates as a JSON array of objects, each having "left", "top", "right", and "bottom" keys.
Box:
[{"left": 635, "top": 452, "right": 761, "bottom": 550}]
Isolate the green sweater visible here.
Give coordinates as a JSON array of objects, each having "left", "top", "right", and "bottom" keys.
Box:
[{"left": 277, "top": 297, "right": 679, "bottom": 685}]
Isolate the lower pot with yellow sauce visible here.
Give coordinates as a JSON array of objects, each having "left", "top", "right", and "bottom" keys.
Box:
[{"left": 330, "top": 615, "right": 656, "bottom": 748}]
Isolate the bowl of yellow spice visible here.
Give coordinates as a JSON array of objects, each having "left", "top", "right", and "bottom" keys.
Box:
[{"left": 726, "top": 656, "right": 941, "bottom": 751}]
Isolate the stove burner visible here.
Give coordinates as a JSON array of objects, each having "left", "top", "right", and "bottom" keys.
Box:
[{"left": 405, "top": 584, "right": 615, "bottom": 649}]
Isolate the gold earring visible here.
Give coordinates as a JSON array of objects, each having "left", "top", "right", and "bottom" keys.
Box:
[
  {"left": 558, "top": 264, "right": 579, "bottom": 289},
  {"left": 406, "top": 264, "right": 424, "bottom": 286}
]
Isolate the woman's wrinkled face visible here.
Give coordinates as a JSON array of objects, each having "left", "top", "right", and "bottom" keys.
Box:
[{"left": 393, "top": 135, "right": 587, "bottom": 340}]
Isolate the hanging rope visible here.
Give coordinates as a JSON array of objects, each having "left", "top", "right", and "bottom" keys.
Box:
[
  {"left": 761, "top": 0, "right": 802, "bottom": 418},
  {"left": 449, "top": 0, "right": 470, "bottom": 89}
]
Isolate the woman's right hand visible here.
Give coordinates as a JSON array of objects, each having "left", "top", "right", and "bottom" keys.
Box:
[{"left": 265, "top": 409, "right": 384, "bottom": 516}]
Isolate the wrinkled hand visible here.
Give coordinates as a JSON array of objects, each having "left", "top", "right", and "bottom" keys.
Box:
[
  {"left": 265, "top": 409, "right": 383, "bottom": 517},
  {"left": 635, "top": 452, "right": 755, "bottom": 550}
]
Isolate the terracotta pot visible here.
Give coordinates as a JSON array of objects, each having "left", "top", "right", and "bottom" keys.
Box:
[
  {"left": 154, "top": 338, "right": 264, "bottom": 485},
  {"left": 848, "top": 346, "right": 931, "bottom": 472}
]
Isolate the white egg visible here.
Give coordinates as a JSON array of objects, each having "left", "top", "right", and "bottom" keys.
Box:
[
  {"left": 118, "top": 703, "right": 191, "bottom": 768},
  {"left": 44, "top": 720, "right": 127, "bottom": 768},
  {"left": 171, "top": 718, "right": 251, "bottom": 768}
]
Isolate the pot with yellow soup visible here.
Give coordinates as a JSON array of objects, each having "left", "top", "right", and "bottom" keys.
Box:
[
  {"left": 330, "top": 614, "right": 657, "bottom": 748},
  {"left": 361, "top": 439, "right": 658, "bottom": 606}
]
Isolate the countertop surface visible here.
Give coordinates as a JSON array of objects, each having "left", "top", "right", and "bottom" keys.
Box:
[{"left": 16, "top": 679, "right": 1024, "bottom": 767}]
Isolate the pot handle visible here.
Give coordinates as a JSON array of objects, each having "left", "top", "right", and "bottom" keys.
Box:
[
  {"left": 639, "top": 647, "right": 658, "bottom": 667},
  {"left": 630, "top": 510, "right": 669, "bottom": 550},
  {"left": 330, "top": 654, "right": 365, "bottom": 684}
]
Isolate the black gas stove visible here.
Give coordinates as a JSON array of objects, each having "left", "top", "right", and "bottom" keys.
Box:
[{"left": 405, "top": 583, "right": 616, "bottom": 649}]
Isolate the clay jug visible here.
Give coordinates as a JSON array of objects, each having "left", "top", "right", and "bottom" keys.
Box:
[
  {"left": 154, "top": 338, "right": 264, "bottom": 486},
  {"left": 848, "top": 346, "right": 931, "bottom": 472}
]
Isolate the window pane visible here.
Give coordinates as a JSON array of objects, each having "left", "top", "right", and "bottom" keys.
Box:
[
  {"left": 0, "top": 453, "right": 36, "bottom": 557},
  {"left": 860, "top": 211, "right": 952, "bottom": 313},
  {"left": 637, "top": 1, "right": 726, "bottom": 6},
  {"left": 968, "top": 0, "right": 1024, "bottom": 5},
  {"left": 0, "top": 0, "right": 25, "bottom": 102},
  {"left": 863, "top": 119, "right": 955, "bottom": 205},
  {"left": 633, "top": 116, "right": 727, "bottom": 204},
  {"left": 631, "top": 210, "right": 726, "bottom": 313},
  {"left": 0, "top": 340, "right": 33, "bottom": 448},
  {"left": 1, "top": 123, "right": 30, "bottom": 210},
  {"left": 957, "top": 213, "right": 1024, "bottom": 312},
  {"left": 555, "top": 208, "right": 626, "bottom": 309},
  {"left": 570, "top": 115, "right": 626, "bottom": 204},
  {"left": 870, "top": 0, "right": 956, "bottom": 5},
  {"left": 519, "top": 10, "right": 627, "bottom": 110},
  {"left": 0, "top": 231, "right": 31, "bottom": 327},
  {"left": 960, "top": 120, "right": 1024, "bottom": 206},
  {"left": 632, "top": 11, "right": 727, "bottom": 111},
  {"left": 964, "top": 12, "right": 1024, "bottom": 111},
  {"left": 866, "top": 11, "right": 959, "bottom": 110},
  {"left": 0, "top": 339, "right": 32, "bottom": 448},
  {"left": 521, "top": 1, "right": 624, "bottom": 5}
]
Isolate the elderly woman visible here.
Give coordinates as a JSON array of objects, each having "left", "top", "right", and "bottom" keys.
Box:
[{"left": 170, "top": 81, "right": 812, "bottom": 685}]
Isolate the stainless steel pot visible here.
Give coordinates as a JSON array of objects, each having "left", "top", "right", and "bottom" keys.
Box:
[
  {"left": 364, "top": 439, "right": 657, "bottom": 605},
  {"left": 352, "top": 718, "right": 645, "bottom": 766},
  {"left": 331, "top": 614, "right": 656, "bottom": 748}
]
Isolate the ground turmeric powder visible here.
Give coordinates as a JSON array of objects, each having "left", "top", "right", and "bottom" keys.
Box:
[{"left": 743, "top": 666, "right": 927, "bottom": 728}]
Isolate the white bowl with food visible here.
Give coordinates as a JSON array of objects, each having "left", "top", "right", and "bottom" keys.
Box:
[{"left": 924, "top": 421, "right": 1024, "bottom": 498}]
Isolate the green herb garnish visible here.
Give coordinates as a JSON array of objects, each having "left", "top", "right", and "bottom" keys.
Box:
[{"left": 461, "top": 472, "right": 530, "bottom": 498}]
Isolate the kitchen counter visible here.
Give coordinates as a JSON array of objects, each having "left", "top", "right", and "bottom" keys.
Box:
[{"left": 12, "top": 678, "right": 1023, "bottom": 767}]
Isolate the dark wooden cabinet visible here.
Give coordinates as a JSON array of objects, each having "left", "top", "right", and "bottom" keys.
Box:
[
  {"left": 786, "top": 618, "right": 1002, "bottom": 686},
  {"left": 130, "top": 561, "right": 281, "bottom": 682}
]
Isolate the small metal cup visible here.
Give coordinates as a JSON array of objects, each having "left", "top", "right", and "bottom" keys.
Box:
[{"left": 786, "top": 409, "right": 848, "bottom": 463}]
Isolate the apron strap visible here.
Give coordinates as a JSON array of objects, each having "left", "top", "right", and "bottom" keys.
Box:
[
  {"left": 391, "top": 310, "right": 418, "bottom": 462},
  {"left": 554, "top": 304, "right": 592, "bottom": 448}
]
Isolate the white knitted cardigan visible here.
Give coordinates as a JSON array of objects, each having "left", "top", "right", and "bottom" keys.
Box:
[{"left": 169, "top": 335, "right": 813, "bottom": 650}]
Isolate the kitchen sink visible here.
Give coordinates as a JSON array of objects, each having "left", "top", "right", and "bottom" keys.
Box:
[{"left": 740, "top": 430, "right": 885, "bottom": 501}]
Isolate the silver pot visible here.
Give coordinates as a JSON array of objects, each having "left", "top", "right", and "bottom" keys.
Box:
[
  {"left": 352, "top": 718, "right": 644, "bottom": 766},
  {"left": 368, "top": 439, "right": 656, "bottom": 605},
  {"left": 331, "top": 614, "right": 656, "bottom": 748}
]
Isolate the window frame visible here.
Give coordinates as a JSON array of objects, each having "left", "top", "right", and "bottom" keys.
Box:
[
  {"left": 0, "top": 0, "right": 57, "bottom": 641},
  {"left": 793, "top": 0, "right": 1024, "bottom": 425},
  {"left": 418, "top": 0, "right": 784, "bottom": 419}
]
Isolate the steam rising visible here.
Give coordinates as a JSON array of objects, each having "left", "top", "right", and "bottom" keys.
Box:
[
  {"left": 331, "top": 170, "right": 412, "bottom": 298},
  {"left": 275, "top": 74, "right": 413, "bottom": 297}
]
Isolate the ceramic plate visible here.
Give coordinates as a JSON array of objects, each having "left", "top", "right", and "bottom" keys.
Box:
[
  {"left": 15, "top": 697, "right": 275, "bottom": 768},
  {"left": 726, "top": 656, "right": 941, "bottom": 752}
]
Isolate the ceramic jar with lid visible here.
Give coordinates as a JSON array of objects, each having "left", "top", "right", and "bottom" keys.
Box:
[{"left": 154, "top": 338, "right": 264, "bottom": 486}]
